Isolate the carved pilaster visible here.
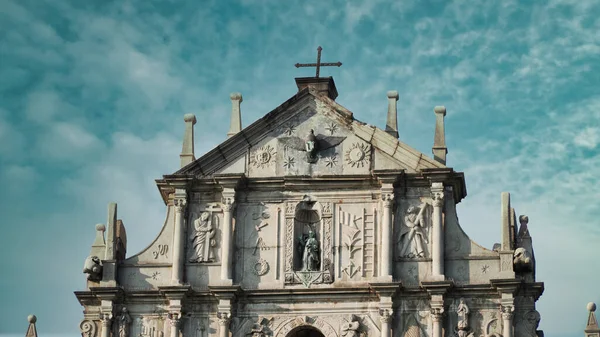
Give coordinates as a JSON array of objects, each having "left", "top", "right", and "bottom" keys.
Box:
[
  {"left": 100, "top": 313, "right": 113, "bottom": 337},
  {"left": 501, "top": 305, "right": 514, "bottom": 337},
  {"left": 218, "top": 312, "right": 231, "bottom": 337},
  {"left": 172, "top": 191, "right": 187, "bottom": 285},
  {"left": 430, "top": 182, "right": 445, "bottom": 280},
  {"left": 221, "top": 192, "right": 235, "bottom": 281},
  {"left": 169, "top": 312, "right": 181, "bottom": 337},
  {"left": 380, "top": 191, "right": 394, "bottom": 279},
  {"left": 379, "top": 309, "right": 392, "bottom": 337}
]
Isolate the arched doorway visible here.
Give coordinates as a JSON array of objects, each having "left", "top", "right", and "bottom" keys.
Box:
[{"left": 287, "top": 326, "right": 326, "bottom": 337}]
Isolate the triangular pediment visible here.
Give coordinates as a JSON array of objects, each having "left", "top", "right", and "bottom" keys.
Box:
[{"left": 171, "top": 88, "right": 445, "bottom": 179}]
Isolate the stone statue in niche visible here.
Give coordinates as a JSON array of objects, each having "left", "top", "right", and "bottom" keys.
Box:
[
  {"left": 298, "top": 230, "right": 320, "bottom": 271},
  {"left": 83, "top": 255, "right": 103, "bottom": 282},
  {"left": 513, "top": 247, "right": 533, "bottom": 272},
  {"left": 398, "top": 203, "right": 429, "bottom": 258},
  {"left": 279, "top": 129, "right": 345, "bottom": 163},
  {"left": 456, "top": 298, "right": 473, "bottom": 337},
  {"left": 117, "top": 307, "right": 132, "bottom": 337},
  {"left": 189, "top": 212, "right": 217, "bottom": 262}
]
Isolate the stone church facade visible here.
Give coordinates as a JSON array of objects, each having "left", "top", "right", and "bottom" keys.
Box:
[{"left": 75, "top": 76, "right": 544, "bottom": 337}]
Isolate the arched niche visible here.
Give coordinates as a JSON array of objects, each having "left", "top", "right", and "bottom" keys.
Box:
[
  {"left": 284, "top": 197, "right": 333, "bottom": 286},
  {"left": 275, "top": 317, "right": 337, "bottom": 337}
]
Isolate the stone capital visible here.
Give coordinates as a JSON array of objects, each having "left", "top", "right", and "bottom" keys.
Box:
[
  {"left": 100, "top": 312, "right": 113, "bottom": 326},
  {"left": 174, "top": 197, "right": 187, "bottom": 212},
  {"left": 217, "top": 312, "right": 231, "bottom": 326},
  {"left": 501, "top": 305, "right": 514, "bottom": 320},
  {"left": 168, "top": 312, "right": 181, "bottom": 327},
  {"left": 430, "top": 307, "right": 445, "bottom": 322},
  {"left": 380, "top": 309, "right": 392, "bottom": 324},
  {"left": 381, "top": 193, "right": 394, "bottom": 208},
  {"left": 222, "top": 196, "right": 235, "bottom": 212}
]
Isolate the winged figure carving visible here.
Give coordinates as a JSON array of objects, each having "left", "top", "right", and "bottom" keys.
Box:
[{"left": 279, "top": 129, "right": 345, "bottom": 163}]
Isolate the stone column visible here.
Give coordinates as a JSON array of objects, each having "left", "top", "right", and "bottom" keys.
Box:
[
  {"left": 221, "top": 195, "right": 235, "bottom": 281},
  {"left": 100, "top": 313, "right": 112, "bottom": 337},
  {"left": 381, "top": 192, "right": 394, "bottom": 278},
  {"left": 172, "top": 192, "right": 187, "bottom": 284},
  {"left": 218, "top": 312, "right": 231, "bottom": 337},
  {"left": 431, "top": 307, "right": 445, "bottom": 337},
  {"left": 431, "top": 182, "right": 445, "bottom": 280},
  {"left": 169, "top": 312, "right": 181, "bottom": 337},
  {"left": 502, "top": 305, "right": 514, "bottom": 337},
  {"left": 380, "top": 309, "right": 392, "bottom": 337}
]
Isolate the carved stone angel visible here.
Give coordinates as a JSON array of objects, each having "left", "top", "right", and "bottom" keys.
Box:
[
  {"left": 279, "top": 129, "right": 345, "bottom": 163},
  {"left": 398, "top": 204, "right": 429, "bottom": 258},
  {"left": 189, "top": 212, "right": 217, "bottom": 262}
]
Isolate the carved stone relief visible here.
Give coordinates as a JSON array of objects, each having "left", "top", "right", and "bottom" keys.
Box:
[
  {"left": 79, "top": 319, "right": 97, "bottom": 337},
  {"left": 152, "top": 244, "right": 169, "bottom": 259},
  {"left": 514, "top": 310, "right": 541, "bottom": 337},
  {"left": 115, "top": 307, "right": 132, "bottom": 337},
  {"left": 189, "top": 211, "right": 218, "bottom": 263},
  {"left": 138, "top": 316, "right": 166, "bottom": 337},
  {"left": 248, "top": 317, "right": 274, "bottom": 337},
  {"left": 397, "top": 203, "right": 430, "bottom": 259},
  {"left": 279, "top": 129, "right": 345, "bottom": 164},
  {"left": 513, "top": 247, "right": 533, "bottom": 273},
  {"left": 341, "top": 315, "right": 361, "bottom": 337},
  {"left": 251, "top": 145, "right": 277, "bottom": 169},
  {"left": 345, "top": 142, "right": 370, "bottom": 168},
  {"left": 275, "top": 316, "right": 338, "bottom": 337},
  {"left": 83, "top": 255, "right": 103, "bottom": 282},
  {"left": 284, "top": 198, "right": 333, "bottom": 287}
]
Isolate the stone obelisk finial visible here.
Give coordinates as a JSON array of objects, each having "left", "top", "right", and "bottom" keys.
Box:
[
  {"left": 432, "top": 106, "right": 447, "bottom": 165},
  {"left": 180, "top": 113, "right": 197, "bottom": 168},
  {"left": 228, "top": 93, "right": 243, "bottom": 138},
  {"left": 25, "top": 314, "right": 38, "bottom": 337},
  {"left": 586, "top": 302, "right": 600, "bottom": 337},
  {"left": 385, "top": 91, "right": 399, "bottom": 138}
]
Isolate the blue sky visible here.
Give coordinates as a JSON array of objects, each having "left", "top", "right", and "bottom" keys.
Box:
[{"left": 0, "top": 0, "right": 599, "bottom": 336}]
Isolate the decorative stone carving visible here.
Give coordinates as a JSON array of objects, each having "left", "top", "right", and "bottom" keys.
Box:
[
  {"left": 152, "top": 244, "right": 169, "bottom": 259},
  {"left": 380, "top": 310, "right": 392, "bottom": 324},
  {"left": 218, "top": 312, "right": 231, "bottom": 327},
  {"left": 343, "top": 261, "right": 361, "bottom": 278},
  {"left": 398, "top": 203, "right": 429, "bottom": 259},
  {"left": 514, "top": 310, "right": 541, "bottom": 337},
  {"left": 285, "top": 199, "right": 333, "bottom": 286},
  {"left": 174, "top": 198, "right": 187, "bottom": 213},
  {"left": 275, "top": 316, "right": 338, "bottom": 337},
  {"left": 324, "top": 156, "right": 338, "bottom": 167},
  {"left": 279, "top": 129, "right": 345, "bottom": 163},
  {"left": 501, "top": 305, "right": 514, "bottom": 320},
  {"left": 116, "top": 307, "right": 132, "bottom": 337},
  {"left": 326, "top": 122, "right": 338, "bottom": 135},
  {"left": 430, "top": 307, "right": 444, "bottom": 322},
  {"left": 189, "top": 212, "right": 217, "bottom": 262},
  {"left": 298, "top": 230, "right": 320, "bottom": 271},
  {"left": 454, "top": 299, "right": 474, "bottom": 337},
  {"left": 253, "top": 258, "right": 270, "bottom": 276},
  {"left": 341, "top": 315, "right": 361, "bottom": 337},
  {"left": 83, "top": 255, "right": 103, "bottom": 282},
  {"left": 248, "top": 317, "right": 273, "bottom": 337},
  {"left": 252, "top": 145, "right": 276, "bottom": 169},
  {"left": 79, "top": 319, "right": 97, "bottom": 337},
  {"left": 513, "top": 247, "right": 533, "bottom": 273},
  {"left": 345, "top": 142, "right": 370, "bottom": 168}
]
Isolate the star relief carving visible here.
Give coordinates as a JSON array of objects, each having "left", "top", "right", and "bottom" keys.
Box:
[{"left": 279, "top": 129, "right": 345, "bottom": 163}]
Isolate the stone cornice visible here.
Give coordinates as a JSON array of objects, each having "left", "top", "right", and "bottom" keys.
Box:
[{"left": 420, "top": 280, "right": 454, "bottom": 295}]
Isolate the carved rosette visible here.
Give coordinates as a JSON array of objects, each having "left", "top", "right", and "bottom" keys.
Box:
[
  {"left": 80, "top": 319, "right": 97, "bottom": 337},
  {"left": 251, "top": 145, "right": 276, "bottom": 169}
]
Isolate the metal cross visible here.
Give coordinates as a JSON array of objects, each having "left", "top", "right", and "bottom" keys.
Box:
[{"left": 295, "top": 46, "right": 342, "bottom": 78}]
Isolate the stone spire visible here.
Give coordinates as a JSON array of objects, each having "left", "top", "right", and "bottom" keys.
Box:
[
  {"left": 227, "top": 93, "right": 243, "bottom": 138},
  {"left": 432, "top": 106, "right": 447, "bottom": 165},
  {"left": 385, "top": 91, "right": 399, "bottom": 138},
  {"left": 586, "top": 302, "right": 600, "bottom": 337},
  {"left": 25, "top": 314, "right": 38, "bottom": 337},
  {"left": 180, "top": 113, "right": 197, "bottom": 168}
]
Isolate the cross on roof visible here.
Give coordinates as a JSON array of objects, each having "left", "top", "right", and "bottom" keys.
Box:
[{"left": 295, "top": 46, "right": 342, "bottom": 78}]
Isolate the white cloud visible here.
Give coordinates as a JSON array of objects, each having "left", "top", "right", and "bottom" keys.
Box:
[{"left": 573, "top": 127, "right": 600, "bottom": 149}]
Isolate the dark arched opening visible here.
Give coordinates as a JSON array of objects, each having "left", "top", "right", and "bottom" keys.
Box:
[{"left": 286, "top": 326, "right": 326, "bottom": 337}]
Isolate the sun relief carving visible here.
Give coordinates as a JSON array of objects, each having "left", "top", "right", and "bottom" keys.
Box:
[
  {"left": 251, "top": 145, "right": 276, "bottom": 169},
  {"left": 345, "top": 143, "right": 370, "bottom": 168}
]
